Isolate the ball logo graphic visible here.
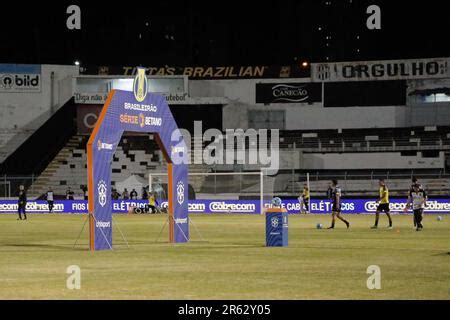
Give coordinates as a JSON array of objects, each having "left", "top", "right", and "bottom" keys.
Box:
[
  {"left": 133, "top": 67, "right": 148, "bottom": 102},
  {"left": 97, "top": 180, "right": 107, "bottom": 207},
  {"left": 177, "top": 181, "right": 185, "bottom": 205},
  {"left": 271, "top": 217, "right": 279, "bottom": 228},
  {"left": 271, "top": 197, "right": 282, "bottom": 207}
]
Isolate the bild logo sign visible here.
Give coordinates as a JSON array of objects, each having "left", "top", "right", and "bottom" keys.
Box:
[{"left": 0, "top": 74, "right": 41, "bottom": 92}]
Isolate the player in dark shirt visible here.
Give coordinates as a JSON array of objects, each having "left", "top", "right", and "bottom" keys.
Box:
[
  {"left": 326, "top": 182, "right": 333, "bottom": 200},
  {"left": 17, "top": 185, "right": 27, "bottom": 220},
  {"left": 405, "top": 183, "right": 427, "bottom": 231},
  {"left": 66, "top": 187, "right": 74, "bottom": 200},
  {"left": 130, "top": 188, "right": 138, "bottom": 200},
  {"left": 409, "top": 177, "right": 423, "bottom": 227},
  {"left": 327, "top": 180, "right": 350, "bottom": 229}
]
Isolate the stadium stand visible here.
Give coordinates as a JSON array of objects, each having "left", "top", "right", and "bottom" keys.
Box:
[
  {"left": 15, "top": 124, "right": 448, "bottom": 199},
  {"left": 27, "top": 134, "right": 210, "bottom": 198},
  {"left": 278, "top": 126, "right": 450, "bottom": 152}
]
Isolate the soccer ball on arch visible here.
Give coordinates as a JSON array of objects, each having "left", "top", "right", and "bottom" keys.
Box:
[{"left": 271, "top": 197, "right": 282, "bottom": 207}]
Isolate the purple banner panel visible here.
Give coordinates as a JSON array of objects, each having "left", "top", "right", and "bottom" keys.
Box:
[{"left": 0, "top": 199, "right": 448, "bottom": 214}]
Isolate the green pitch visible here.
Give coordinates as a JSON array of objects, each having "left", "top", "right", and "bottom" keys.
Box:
[{"left": 0, "top": 213, "right": 449, "bottom": 299}]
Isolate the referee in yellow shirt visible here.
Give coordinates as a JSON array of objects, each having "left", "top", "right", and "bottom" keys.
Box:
[
  {"left": 301, "top": 184, "right": 310, "bottom": 214},
  {"left": 148, "top": 192, "right": 157, "bottom": 214},
  {"left": 371, "top": 179, "right": 393, "bottom": 229}
]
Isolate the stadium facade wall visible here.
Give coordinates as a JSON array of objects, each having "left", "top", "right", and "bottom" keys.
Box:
[
  {"left": 215, "top": 151, "right": 444, "bottom": 171},
  {"left": 188, "top": 79, "right": 450, "bottom": 131},
  {"left": 0, "top": 64, "right": 78, "bottom": 162},
  {"left": 301, "top": 152, "right": 444, "bottom": 170}
]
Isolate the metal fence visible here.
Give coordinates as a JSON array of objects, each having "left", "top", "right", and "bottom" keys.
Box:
[
  {"left": 279, "top": 136, "right": 450, "bottom": 152},
  {"left": 2, "top": 168, "right": 449, "bottom": 200}
]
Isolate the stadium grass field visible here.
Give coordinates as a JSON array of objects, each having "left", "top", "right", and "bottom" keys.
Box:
[{"left": 0, "top": 213, "right": 449, "bottom": 299}]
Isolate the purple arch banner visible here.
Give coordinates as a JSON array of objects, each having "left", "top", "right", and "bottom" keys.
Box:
[{"left": 87, "top": 70, "right": 189, "bottom": 250}]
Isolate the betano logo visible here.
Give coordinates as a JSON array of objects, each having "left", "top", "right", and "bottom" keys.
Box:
[
  {"left": 97, "top": 139, "right": 113, "bottom": 151},
  {"left": 133, "top": 67, "right": 148, "bottom": 102}
]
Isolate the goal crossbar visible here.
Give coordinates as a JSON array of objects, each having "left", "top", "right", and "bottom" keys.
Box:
[{"left": 149, "top": 171, "right": 265, "bottom": 214}]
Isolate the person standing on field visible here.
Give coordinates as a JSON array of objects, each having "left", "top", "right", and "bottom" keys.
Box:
[
  {"left": 122, "top": 188, "right": 129, "bottom": 200},
  {"left": 46, "top": 187, "right": 54, "bottom": 213},
  {"left": 299, "top": 184, "right": 310, "bottom": 214},
  {"left": 327, "top": 179, "right": 350, "bottom": 229},
  {"left": 130, "top": 188, "right": 138, "bottom": 200},
  {"left": 17, "top": 185, "right": 27, "bottom": 220},
  {"left": 405, "top": 183, "right": 427, "bottom": 231},
  {"left": 142, "top": 187, "right": 148, "bottom": 200},
  {"left": 66, "top": 187, "right": 74, "bottom": 200},
  {"left": 409, "top": 176, "right": 422, "bottom": 227},
  {"left": 326, "top": 182, "right": 333, "bottom": 200},
  {"left": 371, "top": 179, "right": 393, "bottom": 229}
]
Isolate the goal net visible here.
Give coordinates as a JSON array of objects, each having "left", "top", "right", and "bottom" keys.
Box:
[{"left": 148, "top": 171, "right": 277, "bottom": 214}]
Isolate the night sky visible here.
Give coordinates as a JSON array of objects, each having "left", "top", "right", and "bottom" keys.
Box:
[{"left": 1, "top": 0, "right": 449, "bottom": 67}]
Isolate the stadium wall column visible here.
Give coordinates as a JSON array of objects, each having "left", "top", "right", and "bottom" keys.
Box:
[
  {"left": 0, "top": 64, "right": 78, "bottom": 162},
  {"left": 189, "top": 78, "right": 450, "bottom": 130}
]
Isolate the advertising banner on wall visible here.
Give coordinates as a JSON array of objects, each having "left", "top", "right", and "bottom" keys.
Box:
[
  {"left": 80, "top": 65, "right": 309, "bottom": 79},
  {"left": 311, "top": 57, "right": 450, "bottom": 82},
  {"left": 75, "top": 92, "right": 228, "bottom": 106},
  {"left": 0, "top": 199, "right": 448, "bottom": 214},
  {"left": 76, "top": 104, "right": 103, "bottom": 134},
  {"left": 255, "top": 83, "right": 322, "bottom": 104},
  {"left": 0, "top": 64, "right": 41, "bottom": 92}
]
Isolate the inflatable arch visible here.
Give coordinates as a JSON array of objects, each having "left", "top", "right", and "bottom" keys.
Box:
[{"left": 87, "top": 68, "right": 189, "bottom": 250}]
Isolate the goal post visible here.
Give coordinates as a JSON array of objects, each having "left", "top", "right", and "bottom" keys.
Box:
[{"left": 148, "top": 171, "right": 276, "bottom": 214}]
